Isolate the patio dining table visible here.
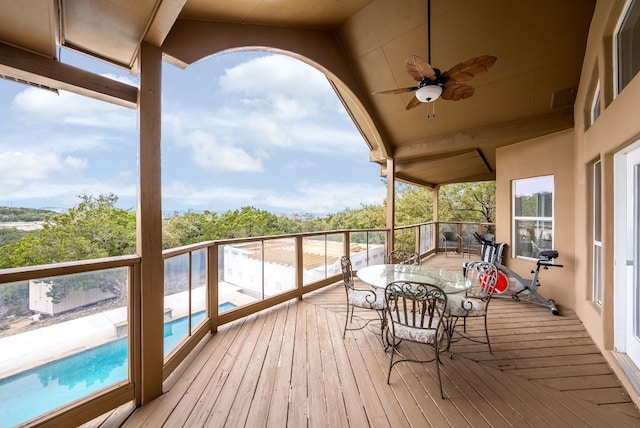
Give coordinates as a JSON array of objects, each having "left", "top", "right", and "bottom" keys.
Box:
[
  {"left": 356, "top": 263, "right": 471, "bottom": 351},
  {"left": 356, "top": 263, "right": 471, "bottom": 294}
]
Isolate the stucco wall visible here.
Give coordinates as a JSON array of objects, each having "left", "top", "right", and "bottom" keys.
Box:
[
  {"left": 496, "top": 129, "right": 576, "bottom": 310},
  {"left": 572, "top": 0, "right": 640, "bottom": 352}
]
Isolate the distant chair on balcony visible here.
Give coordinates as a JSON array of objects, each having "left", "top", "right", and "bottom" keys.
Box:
[
  {"left": 386, "top": 249, "right": 420, "bottom": 265},
  {"left": 463, "top": 233, "right": 495, "bottom": 258},
  {"left": 340, "top": 256, "right": 385, "bottom": 338},
  {"left": 441, "top": 231, "right": 462, "bottom": 257}
]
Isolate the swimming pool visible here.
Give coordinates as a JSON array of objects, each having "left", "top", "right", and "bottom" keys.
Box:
[{"left": 0, "top": 303, "right": 236, "bottom": 427}]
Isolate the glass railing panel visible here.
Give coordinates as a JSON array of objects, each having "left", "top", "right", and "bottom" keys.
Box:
[
  {"left": 164, "top": 253, "right": 190, "bottom": 356},
  {"left": 262, "top": 238, "right": 296, "bottom": 297},
  {"left": 302, "top": 236, "right": 328, "bottom": 285},
  {"left": 325, "top": 233, "right": 344, "bottom": 280},
  {"left": 394, "top": 227, "right": 416, "bottom": 253},
  {"left": 366, "top": 231, "right": 387, "bottom": 266},
  {"left": 350, "top": 231, "right": 375, "bottom": 269},
  {"left": 459, "top": 223, "right": 481, "bottom": 247},
  {"left": 346, "top": 231, "right": 384, "bottom": 267},
  {"left": 219, "top": 242, "right": 263, "bottom": 308},
  {"left": 419, "top": 223, "right": 435, "bottom": 253},
  {"left": 0, "top": 267, "right": 129, "bottom": 427},
  {"left": 190, "top": 249, "right": 207, "bottom": 327}
]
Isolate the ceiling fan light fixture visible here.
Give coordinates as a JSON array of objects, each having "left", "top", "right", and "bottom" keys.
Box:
[{"left": 415, "top": 85, "right": 443, "bottom": 102}]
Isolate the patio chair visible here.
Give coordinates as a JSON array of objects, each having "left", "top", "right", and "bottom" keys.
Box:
[
  {"left": 446, "top": 260, "right": 498, "bottom": 353},
  {"left": 386, "top": 249, "right": 420, "bottom": 265},
  {"left": 384, "top": 280, "right": 450, "bottom": 399},
  {"left": 340, "top": 256, "right": 385, "bottom": 338},
  {"left": 463, "top": 233, "right": 494, "bottom": 258},
  {"left": 441, "top": 231, "right": 462, "bottom": 257}
]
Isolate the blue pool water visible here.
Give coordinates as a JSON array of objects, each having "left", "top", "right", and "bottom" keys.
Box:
[{"left": 0, "top": 303, "right": 236, "bottom": 427}]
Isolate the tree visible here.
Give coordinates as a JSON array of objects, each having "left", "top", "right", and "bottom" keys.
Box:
[
  {"left": 163, "top": 210, "right": 215, "bottom": 249},
  {"left": 0, "top": 194, "right": 135, "bottom": 307},
  {"left": 395, "top": 184, "right": 433, "bottom": 226},
  {"left": 322, "top": 204, "right": 385, "bottom": 231},
  {"left": 0, "top": 228, "right": 29, "bottom": 247},
  {"left": 0, "top": 194, "right": 136, "bottom": 268},
  {"left": 438, "top": 182, "right": 495, "bottom": 223}
]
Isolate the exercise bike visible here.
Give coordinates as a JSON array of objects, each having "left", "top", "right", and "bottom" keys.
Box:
[{"left": 470, "top": 233, "right": 563, "bottom": 315}]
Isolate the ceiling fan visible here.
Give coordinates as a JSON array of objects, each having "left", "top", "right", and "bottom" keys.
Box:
[
  {"left": 373, "top": 54, "right": 497, "bottom": 109},
  {"left": 372, "top": 0, "right": 497, "bottom": 111}
]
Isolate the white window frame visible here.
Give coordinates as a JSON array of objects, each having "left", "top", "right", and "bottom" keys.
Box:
[
  {"left": 512, "top": 176, "right": 554, "bottom": 260},
  {"left": 591, "top": 82, "right": 601, "bottom": 125},
  {"left": 614, "top": 0, "right": 638, "bottom": 97},
  {"left": 593, "top": 160, "right": 602, "bottom": 305}
]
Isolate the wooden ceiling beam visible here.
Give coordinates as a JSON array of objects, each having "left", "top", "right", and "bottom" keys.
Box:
[{"left": 0, "top": 41, "right": 138, "bottom": 109}]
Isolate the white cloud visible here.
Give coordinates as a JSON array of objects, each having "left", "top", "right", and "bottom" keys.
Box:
[
  {"left": 0, "top": 52, "right": 384, "bottom": 214},
  {"left": 0, "top": 177, "right": 136, "bottom": 209},
  {"left": 11, "top": 87, "right": 135, "bottom": 130},
  {"left": 0, "top": 151, "right": 87, "bottom": 187},
  {"left": 221, "top": 55, "right": 329, "bottom": 96},
  {"left": 179, "top": 130, "right": 263, "bottom": 172},
  {"left": 263, "top": 181, "right": 386, "bottom": 214},
  {"left": 161, "top": 179, "right": 386, "bottom": 214},
  {"left": 219, "top": 55, "right": 338, "bottom": 114},
  {"left": 162, "top": 53, "right": 364, "bottom": 162},
  {"left": 286, "top": 123, "right": 365, "bottom": 154},
  {"left": 283, "top": 159, "right": 316, "bottom": 169}
]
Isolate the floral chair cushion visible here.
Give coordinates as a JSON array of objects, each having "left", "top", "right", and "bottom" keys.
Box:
[
  {"left": 445, "top": 294, "right": 486, "bottom": 317},
  {"left": 387, "top": 311, "right": 444, "bottom": 344},
  {"left": 349, "top": 288, "right": 385, "bottom": 310}
]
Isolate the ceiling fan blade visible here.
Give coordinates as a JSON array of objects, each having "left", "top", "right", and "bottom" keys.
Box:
[
  {"left": 405, "top": 95, "right": 423, "bottom": 110},
  {"left": 441, "top": 83, "right": 475, "bottom": 101},
  {"left": 372, "top": 86, "right": 419, "bottom": 95},
  {"left": 405, "top": 55, "right": 436, "bottom": 81},
  {"left": 442, "top": 55, "right": 497, "bottom": 83}
]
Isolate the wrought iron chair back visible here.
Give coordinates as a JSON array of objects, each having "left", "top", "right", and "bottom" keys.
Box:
[
  {"left": 465, "top": 261, "right": 499, "bottom": 300},
  {"left": 447, "top": 260, "right": 499, "bottom": 353},
  {"left": 340, "top": 256, "right": 385, "bottom": 338},
  {"left": 386, "top": 249, "right": 420, "bottom": 265},
  {"left": 384, "top": 280, "right": 449, "bottom": 399}
]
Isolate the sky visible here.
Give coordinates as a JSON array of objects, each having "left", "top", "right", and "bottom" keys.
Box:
[{"left": 0, "top": 49, "right": 387, "bottom": 216}]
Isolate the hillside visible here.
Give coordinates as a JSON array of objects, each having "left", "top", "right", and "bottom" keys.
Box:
[{"left": 0, "top": 206, "right": 58, "bottom": 222}]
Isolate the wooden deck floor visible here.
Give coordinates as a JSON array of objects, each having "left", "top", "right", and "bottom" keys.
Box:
[{"left": 104, "top": 254, "right": 640, "bottom": 427}]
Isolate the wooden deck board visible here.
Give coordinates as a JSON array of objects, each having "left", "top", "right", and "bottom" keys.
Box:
[
  {"left": 242, "top": 301, "right": 289, "bottom": 427},
  {"left": 288, "top": 302, "right": 310, "bottom": 427},
  {"left": 114, "top": 255, "right": 640, "bottom": 428},
  {"left": 265, "top": 302, "right": 297, "bottom": 427}
]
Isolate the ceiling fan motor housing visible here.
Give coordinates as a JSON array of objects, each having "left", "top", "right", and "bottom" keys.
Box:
[
  {"left": 415, "top": 84, "right": 443, "bottom": 102},
  {"left": 416, "top": 68, "right": 445, "bottom": 102}
]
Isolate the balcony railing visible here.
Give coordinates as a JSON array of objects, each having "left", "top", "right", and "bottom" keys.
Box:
[{"left": 0, "top": 221, "right": 490, "bottom": 426}]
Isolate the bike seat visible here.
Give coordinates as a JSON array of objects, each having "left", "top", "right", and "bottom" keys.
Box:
[{"left": 539, "top": 250, "right": 559, "bottom": 260}]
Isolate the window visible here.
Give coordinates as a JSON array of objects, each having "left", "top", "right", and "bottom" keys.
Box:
[
  {"left": 593, "top": 161, "right": 602, "bottom": 305},
  {"left": 591, "top": 82, "right": 601, "bottom": 124},
  {"left": 616, "top": 0, "right": 640, "bottom": 94},
  {"left": 512, "top": 176, "right": 554, "bottom": 259}
]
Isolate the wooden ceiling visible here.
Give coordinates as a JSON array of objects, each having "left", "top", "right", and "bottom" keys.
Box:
[{"left": 0, "top": 0, "right": 596, "bottom": 188}]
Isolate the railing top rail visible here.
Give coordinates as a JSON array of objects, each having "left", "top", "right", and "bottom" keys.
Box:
[
  {"left": 0, "top": 254, "right": 141, "bottom": 284},
  {"left": 162, "top": 228, "right": 390, "bottom": 258}
]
